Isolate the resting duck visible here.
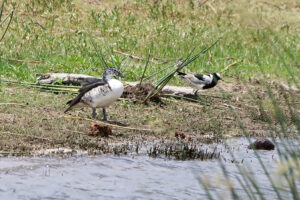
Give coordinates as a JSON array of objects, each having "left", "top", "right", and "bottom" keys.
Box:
[{"left": 65, "top": 67, "right": 124, "bottom": 121}]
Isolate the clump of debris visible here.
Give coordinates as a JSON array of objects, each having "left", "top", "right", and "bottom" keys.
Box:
[
  {"left": 122, "top": 82, "right": 162, "bottom": 103},
  {"left": 88, "top": 123, "right": 113, "bottom": 137}
]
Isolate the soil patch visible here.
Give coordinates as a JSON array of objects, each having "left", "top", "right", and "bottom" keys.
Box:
[{"left": 122, "top": 82, "right": 162, "bottom": 103}]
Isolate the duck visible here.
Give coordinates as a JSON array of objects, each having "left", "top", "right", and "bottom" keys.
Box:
[
  {"left": 177, "top": 71, "right": 223, "bottom": 95},
  {"left": 64, "top": 67, "right": 124, "bottom": 121}
]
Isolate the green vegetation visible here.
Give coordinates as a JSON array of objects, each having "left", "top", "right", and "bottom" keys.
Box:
[
  {"left": 0, "top": 0, "right": 300, "bottom": 197},
  {"left": 0, "top": 0, "right": 299, "bottom": 83}
]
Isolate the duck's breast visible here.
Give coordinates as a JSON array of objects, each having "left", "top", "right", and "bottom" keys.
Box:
[{"left": 83, "top": 79, "right": 124, "bottom": 108}]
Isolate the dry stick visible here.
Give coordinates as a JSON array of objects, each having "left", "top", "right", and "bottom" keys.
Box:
[
  {"left": 218, "top": 57, "right": 237, "bottom": 61},
  {"left": 63, "top": 115, "right": 152, "bottom": 132},
  {"left": 221, "top": 59, "right": 243, "bottom": 72},
  {"left": 0, "top": 103, "right": 25, "bottom": 106},
  {"left": 113, "top": 49, "right": 175, "bottom": 64},
  {"left": 0, "top": 57, "right": 43, "bottom": 64},
  {"left": 206, "top": 2, "right": 217, "bottom": 14}
]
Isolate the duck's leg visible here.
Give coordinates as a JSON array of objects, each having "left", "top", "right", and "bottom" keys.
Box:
[
  {"left": 102, "top": 108, "right": 107, "bottom": 121},
  {"left": 92, "top": 107, "right": 97, "bottom": 119}
]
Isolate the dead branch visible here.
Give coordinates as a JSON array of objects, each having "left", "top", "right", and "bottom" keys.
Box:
[
  {"left": 272, "top": 81, "right": 300, "bottom": 93},
  {"left": 36, "top": 73, "right": 102, "bottom": 85},
  {"left": 36, "top": 73, "right": 198, "bottom": 97}
]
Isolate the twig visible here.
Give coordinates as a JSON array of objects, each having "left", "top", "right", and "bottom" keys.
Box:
[
  {"left": 207, "top": 51, "right": 212, "bottom": 65},
  {"left": 34, "top": 22, "right": 46, "bottom": 30},
  {"left": 63, "top": 115, "right": 153, "bottom": 132},
  {"left": 218, "top": 57, "right": 237, "bottom": 61},
  {"left": 0, "top": 57, "right": 43, "bottom": 64},
  {"left": 0, "top": 103, "right": 26, "bottom": 106},
  {"left": 199, "top": 0, "right": 210, "bottom": 7},
  {"left": 272, "top": 81, "right": 299, "bottom": 93},
  {"left": 222, "top": 59, "right": 243, "bottom": 72},
  {"left": 206, "top": 2, "right": 217, "bottom": 14}
]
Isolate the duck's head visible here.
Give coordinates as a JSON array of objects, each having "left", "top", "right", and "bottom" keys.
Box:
[
  {"left": 212, "top": 72, "right": 223, "bottom": 81},
  {"left": 103, "top": 67, "right": 124, "bottom": 80}
]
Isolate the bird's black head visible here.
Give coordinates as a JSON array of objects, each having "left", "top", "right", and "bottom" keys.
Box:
[
  {"left": 103, "top": 67, "right": 124, "bottom": 80},
  {"left": 212, "top": 73, "right": 223, "bottom": 81}
]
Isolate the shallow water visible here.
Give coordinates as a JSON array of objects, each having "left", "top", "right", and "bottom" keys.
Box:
[{"left": 0, "top": 138, "right": 298, "bottom": 199}]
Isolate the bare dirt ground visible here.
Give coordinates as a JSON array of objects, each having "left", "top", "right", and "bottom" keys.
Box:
[{"left": 0, "top": 78, "right": 299, "bottom": 156}]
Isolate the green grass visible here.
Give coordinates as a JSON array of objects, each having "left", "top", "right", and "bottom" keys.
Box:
[{"left": 0, "top": 0, "right": 299, "bottom": 84}]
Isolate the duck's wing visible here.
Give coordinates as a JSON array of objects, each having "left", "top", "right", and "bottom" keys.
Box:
[{"left": 65, "top": 80, "right": 106, "bottom": 113}]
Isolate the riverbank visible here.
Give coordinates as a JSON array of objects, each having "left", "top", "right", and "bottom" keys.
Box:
[{"left": 1, "top": 78, "right": 298, "bottom": 156}]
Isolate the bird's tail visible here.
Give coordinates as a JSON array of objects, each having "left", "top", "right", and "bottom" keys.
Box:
[
  {"left": 177, "top": 71, "right": 186, "bottom": 78},
  {"left": 64, "top": 99, "right": 73, "bottom": 113},
  {"left": 66, "top": 99, "right": 72, "bottom": 105},
  {"left": 64, "top": 107, "right": 72, "bottom": 113}
]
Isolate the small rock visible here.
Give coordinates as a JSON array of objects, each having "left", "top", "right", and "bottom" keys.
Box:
[
  {"left": 248, "top": 138, "right": 275, "bottom": 150},
  {"left": 88, "top": 123, "right": 113, "bottom": 137}
]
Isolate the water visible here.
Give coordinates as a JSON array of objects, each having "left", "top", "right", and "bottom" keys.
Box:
[{"left": 0, "top": 138, "right": 297, "bottom": 199}]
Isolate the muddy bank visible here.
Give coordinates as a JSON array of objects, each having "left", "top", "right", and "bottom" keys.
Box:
[{"left": 0, "top": 78, "right": 299, "bottom": 155}]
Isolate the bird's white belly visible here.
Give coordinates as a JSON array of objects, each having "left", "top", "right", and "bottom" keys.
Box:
[
  {"left": 187, "top": 80, "right": 205, "bottom": 89},
  {"left": 83, "top": 79, "right": 124, "bottom": 108}
]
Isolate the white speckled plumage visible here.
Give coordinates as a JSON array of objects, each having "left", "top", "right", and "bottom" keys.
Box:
[
  {"left": 82, "top": 79, "right": 124, "bottom": 108},
  {"left": 65, "top": 67, "right": 124, "bottom": 121}
]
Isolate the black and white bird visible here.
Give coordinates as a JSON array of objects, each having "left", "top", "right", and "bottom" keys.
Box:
[
  {"left": 177, "top": 72, "right": 223, "bottom": 95},
  {"left": 65, "top": 67, "right": 124, "bottom": 121}
]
